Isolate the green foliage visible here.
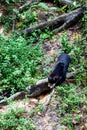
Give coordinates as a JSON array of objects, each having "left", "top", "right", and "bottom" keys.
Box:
[
  {"left": 0, "top": 1, "right": 38, "bottom": 31},
  {"left": 59, "top": 32, "right": 80, "bottom": 63},
  {"left": 56, "top": 84, "right": 82, "bottom": 114},
  {"left": 56, "top": 84, "right": 87, "bottom": 129},
  {"left": 60, "top": 114, "right": 81, "bottom": 129},
  {"left": 38, "top": 2, "right": 49, "bottom": 10},
  {"left": 40, "top": 28, "right": 51, "bottom": 39},
  {"left": 82, "top": 10, "right": 87, "bottom": 40},
  {"left": 0, "top": 34, "right": 42, "bottom": 92},
  {"left": 59, "top": 32, "right": 86, "bottom": 77},
  {"left": 59, "top": 33, "right": 72, "bottom": 53},
  {"left": 36, "top": 104, "right": 43, "bottom": 113},
  {"left": 61, "top": 115, "right": 73, "bottom": 127},
  {"left": 56, "top": 84, "right": 81, "bottom": 129},
  {"left": 0, "top": 107, "right": 35, "bottom": 130},
  {"left": 23, "top": 11, "right": 37, "bottom": 24},
  {"left": 29, "top": 109, "right": 35, "bottom": 117},
  {"left": 16, "top": 10, "right": 38, "bottom": 29},
  {"left": 0, "top": 4, "right": 16, "bottom": 31}
]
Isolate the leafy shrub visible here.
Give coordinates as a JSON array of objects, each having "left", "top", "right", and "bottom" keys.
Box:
[
  {"left": 56, "top": 84, "right": 82, "bottom": 114},
  {"left": 36, "top": 104, "right": 43, "bottom": 113},
  {"left": 0, "top": 34, "right": 42, "bottom": 92},
  {"left": 56, "top": 84, "right": 84, "bottom": 129},
  {"left": 59, "top": 33, "right": 72, "bottom": 53},
  {"left": 0, "top": 107, "right": 35, "bottom": 130},
  {"left": 38, "top": 2, "right": 49, "bottom": 10}
]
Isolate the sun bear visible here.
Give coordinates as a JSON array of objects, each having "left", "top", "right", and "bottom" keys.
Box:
[{"left": 48, "top": 53, "right": 70, "bottom": 86}]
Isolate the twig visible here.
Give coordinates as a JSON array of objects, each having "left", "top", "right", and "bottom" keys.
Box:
[{"left": 12, "top": 11, "right": 15, "bottom": 32}]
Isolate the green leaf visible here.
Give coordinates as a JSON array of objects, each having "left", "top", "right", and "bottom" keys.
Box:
[{"left": 38, "top": 2, "right": 49, "bottom": 10}]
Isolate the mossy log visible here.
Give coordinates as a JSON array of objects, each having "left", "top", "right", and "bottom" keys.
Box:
[
  {"left": 59, "top": 0, "right": 73, "bottom": 5},
  {"left": 24, "top": 6, "right": 86, "bottom": 34}
]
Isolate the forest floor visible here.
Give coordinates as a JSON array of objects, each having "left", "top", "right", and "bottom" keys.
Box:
[
  {"left": 0, "top": 29, "right": 81, "bottom": 130},
  {"left": 0, "top": 95, "right": 66, "bottom": 130},
  {"left": 0, "top": 1, "right": 86, "bottom": 130}
]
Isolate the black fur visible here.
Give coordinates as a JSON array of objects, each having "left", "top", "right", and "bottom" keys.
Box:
[{"left": 48, "top": 53, "right": 70, "bottom": 85}]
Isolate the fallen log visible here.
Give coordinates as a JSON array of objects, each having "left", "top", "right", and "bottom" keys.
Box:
[
  {"left": 23, "top": 6, "right": 86, "bottom": 34},
  {"left": 59, "top": 0, "right": 73, "bottom": 5},
  {"left": 0, "top": 91, "right": 26, "bottom": 105},
  {"left": 27, "top": 71, "right": 78, "bottom": 98},
  {"left": 0, "top": 71, "right": 77, "bottom": 106}
]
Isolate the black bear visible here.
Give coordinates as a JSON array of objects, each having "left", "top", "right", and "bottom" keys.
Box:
[{"left": 48, "top": 53, "right": 70, "bottom": 86}]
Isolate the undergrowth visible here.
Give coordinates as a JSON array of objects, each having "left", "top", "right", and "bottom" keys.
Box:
[
  {"left": 0, "top": 106, "right": 35, "bottom": 130},
  {"left": 0, "top": 34, "right": 42, "bottom": 93},
  {"left": 56, "top": 84, "right": 82, "bottom": 115},
  {"left": 56, "top": 84, "right": 87, "bottom": 129}
]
